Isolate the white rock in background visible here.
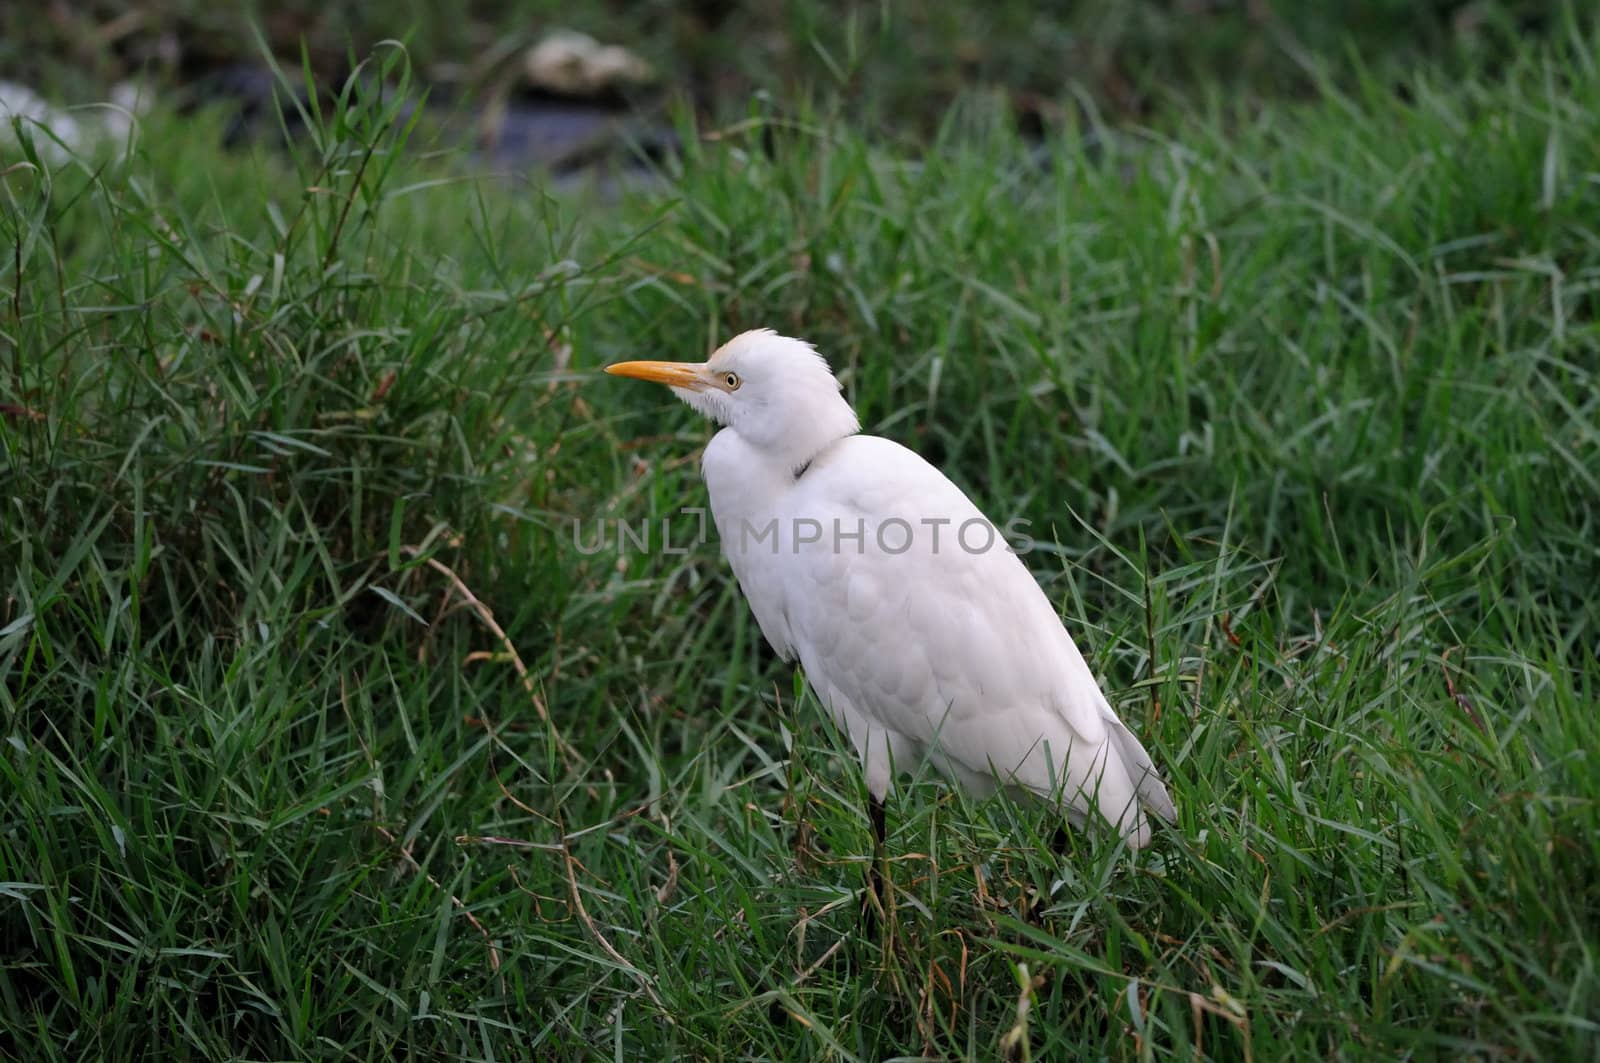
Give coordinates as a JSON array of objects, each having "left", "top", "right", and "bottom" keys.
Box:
[
  {"left": 103, "top": 81, "right": 152, "bottom": 144},
  {"left": 524, "top": 30, "right": 653, "bottom": 96},
  {"left": 0, "top": 81, "right": 84, "bottom": 164},
  {"left": 0, "top": 80, "right": 151, "bottom": 166}
]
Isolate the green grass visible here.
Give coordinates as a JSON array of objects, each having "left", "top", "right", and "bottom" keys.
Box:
[{"left": 4, "top": 20, "right": 1600, "bottom": 1061}]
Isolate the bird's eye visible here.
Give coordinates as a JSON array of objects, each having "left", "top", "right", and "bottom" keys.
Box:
[{"left": 723, "top": 372, "right": 741, "bottom": 390}]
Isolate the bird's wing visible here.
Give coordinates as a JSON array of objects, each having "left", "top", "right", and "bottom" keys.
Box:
[{"left": 770, "top": 435, "right": 1159, "bottom": 835}]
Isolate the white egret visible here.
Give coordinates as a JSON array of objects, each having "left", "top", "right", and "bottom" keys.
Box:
[{"left": 606, "top": 330, "right": 1176, "bottom": 870}]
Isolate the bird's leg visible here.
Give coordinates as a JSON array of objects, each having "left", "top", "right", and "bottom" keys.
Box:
[
  {"left": 860, "top": 793, "right": 888, "bottom": 938},
  {"left": 1023, "top": 823, "right": 1074, "bottom": 925},
  {"left": 1048, "top": 823, "right": 1073, "bottom": 857}
]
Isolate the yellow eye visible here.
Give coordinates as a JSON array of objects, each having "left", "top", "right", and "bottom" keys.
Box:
[{"left": 723, "top": 372, "right": 741, "bottom": 390}]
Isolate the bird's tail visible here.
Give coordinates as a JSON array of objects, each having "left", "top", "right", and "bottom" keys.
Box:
[{"left": 1103, "top": 713, "right": 1177, "bottom": 826}]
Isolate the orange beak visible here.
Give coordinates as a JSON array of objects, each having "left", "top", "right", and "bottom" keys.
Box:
[{"left": 603, "top": 360, "right": 709, "bottom": 389}]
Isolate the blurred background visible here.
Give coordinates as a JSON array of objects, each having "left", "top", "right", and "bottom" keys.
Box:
[{"left": 0, "top": 1, "right": 1572, "bottom": 173}]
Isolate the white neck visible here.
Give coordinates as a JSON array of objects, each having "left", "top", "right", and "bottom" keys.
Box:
[{"left": 701, "top": 427, "right": 801, "bottom": 548}]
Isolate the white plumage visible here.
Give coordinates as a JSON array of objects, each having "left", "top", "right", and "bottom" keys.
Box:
[{"left": 607, "top": 330, "right": 1175, "bottom": 847}]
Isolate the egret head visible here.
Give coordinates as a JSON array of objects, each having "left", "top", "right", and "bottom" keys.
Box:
[{"left": 606, "top": 329, "right": 860, "bottom": 471}]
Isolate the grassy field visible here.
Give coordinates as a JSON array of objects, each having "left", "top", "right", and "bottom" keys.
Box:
[{"left": 4, "top": 14, "right": 1600, "bottom": 1062}]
